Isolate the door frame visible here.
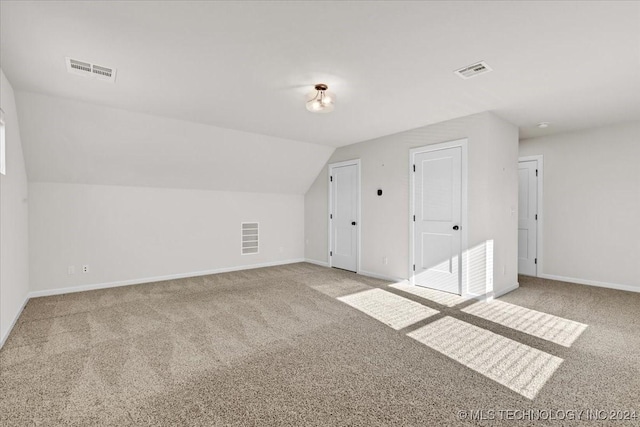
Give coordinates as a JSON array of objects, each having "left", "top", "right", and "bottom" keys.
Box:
[
  {"left": 409, "top": 139, "right": 468, "bottom": 294},
  {"left": 328, "top": 159, "right": 361, "bottom": 273},
  {"left": 518, "top": 155, "right": 544, "bottom": 278}
]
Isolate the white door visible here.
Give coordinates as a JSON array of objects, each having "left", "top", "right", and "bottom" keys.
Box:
[
  {"left": 518, "top": 160, "right": 538, "bottom": 276},
  {"left": 413, "top": 147, "right": 462, "bottom": 294},
  {"left": 330, "top": 163, "right": 358, "bottom": 272}
]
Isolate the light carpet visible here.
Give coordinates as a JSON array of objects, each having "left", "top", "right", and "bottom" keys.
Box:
[{"left": 1, "top": 264, "right": 639, "bottom": 426}]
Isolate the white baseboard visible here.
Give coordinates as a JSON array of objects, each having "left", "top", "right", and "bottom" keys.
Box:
[
  {"left": 28, "top": 258, "right": 305, "bottom": 299},
  {"left": 494, "top": 282, "right": 520, "bottom": 298},
  {"left": 464, "top": 282, "right": 520, "bottom": 301},
  {"left": 538, "top": 273, "right": 639, "bottom": 293},
  {"left": 358, "top": 270, "right": 405, "bottom": 283},
  {"left": 301, "top": 260, "right": 406, "bottom": 284},
  {"left": 301, "top": 261, "right": 405, "bottom": 284},
  {"left": 0, "top": 293, "right": 30, "bottom": 349},
  {"left": 304, "top": 258, "right": 329, "bottom": 267}
]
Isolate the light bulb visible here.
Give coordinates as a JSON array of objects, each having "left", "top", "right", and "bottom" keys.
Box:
[{"left": 306, "top": 84, "right": 336, "bottom": 113}]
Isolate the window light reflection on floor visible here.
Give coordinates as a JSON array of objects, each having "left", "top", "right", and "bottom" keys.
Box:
[
  {"left": 389, "top": 281, "right": 469, "bottom": 307},
  {"left": 408, "top": 316, "right": 563, "bottom": 399},
  {"left": 337, "top": 288, "right": 439, "bottom": 330},
  {"left": 462, "top": 299, "right": 588, "bottom": 347}
]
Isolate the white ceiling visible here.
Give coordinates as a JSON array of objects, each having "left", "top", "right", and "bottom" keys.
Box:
[{"left": 1, "top": 1, "right": 639, "bottom": 147}]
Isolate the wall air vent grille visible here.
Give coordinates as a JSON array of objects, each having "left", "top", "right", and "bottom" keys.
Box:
[
  {"left": 69, "top": 59, "right": 92, "bottom": 73},
  {"left": 65, "top": 57, "right": 117, "bottom": 83},
  {"left": 92, "top": 65, "right": 113, "bottom": 78},
  {"left": 241, "top": 222, "right": 259, "bottom": 255},
  {"left": 454, "top": 61, "right": 492, "bottom": 79}
]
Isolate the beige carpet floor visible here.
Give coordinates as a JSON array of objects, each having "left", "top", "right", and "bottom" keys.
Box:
[{"left": 1, "top": 263, "right": 638, "bottom": 426}]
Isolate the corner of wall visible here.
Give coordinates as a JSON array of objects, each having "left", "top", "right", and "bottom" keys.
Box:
[
  {"left": 304, "top": 163, "right": 329, "bottom": 263},
  {"left": 0, "top": 68, "right": 31, "bottom": 347}
]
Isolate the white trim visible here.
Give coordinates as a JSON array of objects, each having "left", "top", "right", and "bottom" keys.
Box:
[
  {"left": 409, "top": 138, "right": 468, "bottom": 295},
  {"left": 328, "top": 159, "right": 361, "bottom": 273},
  {"left": 358, "top": 270, "right": 405, "bottom": 283},
  {"left": 538, "top": 274, "right": 639, "bottom": 293},
  {"left": 493, "top": 282, "right": 520, "bottom": 298},
  {"left": 304, "top": 258, "right": 329, "bottom": 267},
  {"left": 518, "top": 155, "right": 544, "bottom": 277},
  {"left": 0, "top": 294, "right": 29, "bottom": 349},
  {"left": 471, "top": 282, "right": 520, "bottom": 302},
  {"left": 28, "top": 259, "right": 305, "bottom": 298}
]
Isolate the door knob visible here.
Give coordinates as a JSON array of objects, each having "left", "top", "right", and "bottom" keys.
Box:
[
  {"left": 352, "top": 221, "right": 357, "bottom": 225},
  {"left": 452, "top": 225, "right": 459, "bottom": 230}
]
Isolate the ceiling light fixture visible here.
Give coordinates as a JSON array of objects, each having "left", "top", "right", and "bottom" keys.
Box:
[
  {"left": 537, "top": 122, "right": 551, "bottom": 128},
  {"left": 306, "top": 83, "right": 336, "bottom": 113}
]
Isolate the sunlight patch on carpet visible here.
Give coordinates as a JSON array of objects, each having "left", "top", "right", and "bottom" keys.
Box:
[
  {"left": 389, "top": 281, "right": 469, "bottom": 307},
  {"left": 462, "top": 300, "right": 588, "bottom": 347},
  {"left": 407, "top": 316, "right": 563, "bottom": 399},
  {"left": 337, "top": 288, "right": 439, "bottom": 330}
]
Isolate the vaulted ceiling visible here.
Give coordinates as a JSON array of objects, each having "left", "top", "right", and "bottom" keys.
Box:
[{"left": 1, "top": 1, "right": 639, "bottom": 191}]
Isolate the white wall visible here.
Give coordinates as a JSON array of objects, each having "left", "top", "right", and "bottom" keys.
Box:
[
  {"left": 520, "top": 121, "right": 640, "bottom": 291},
  {"left": 16, "top": 90, "right": 331, "bottom": 296},
  {"left": 29, "top": 183, "right": 304, "bottom": 294},
  {"left": 16, "top": 91, "right": 334, "bottom": 194},
  {"left": 0, "top": 69, "right": 29, "bottom": 346},
  {"left": 305, "top": 112, "right": 519, "bottom": 297}
]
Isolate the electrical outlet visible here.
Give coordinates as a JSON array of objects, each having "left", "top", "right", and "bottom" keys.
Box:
[
  {"left": 82, "top": 265, "right": 89, "bottom": 273},
  {"left": 68, "top": 266, "right": 75, "bottom": 275},
  {"left": 383, "top": 257, "right": 388, "bottom": 265}
]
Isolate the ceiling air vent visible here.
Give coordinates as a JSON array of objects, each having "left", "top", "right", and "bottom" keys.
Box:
[
  {"left": 454, "top": 61, "right": 492, "bottom": 79},
  {"left": 65, "top": 57, "right": 117, "bottom": 83},
  {"left": 241, "top": 222, "right": 259, "bottom": 255}
]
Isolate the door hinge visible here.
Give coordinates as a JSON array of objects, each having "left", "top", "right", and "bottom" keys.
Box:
[
  {"left": 413, "top": 164, "right": 415, "bottom": 172},
  {"left": 536, "top": 169, "right": 538, "bottom": 177},
  {"left": 330, "top": 214, "right": 333, "bottom": 219},
  {"left": 413, "top": 264, "right": 416, "bottom": 271},
  {"left": 535, "top": 258, "right": 537, "bottom": 264},
  {"left": 330, "top": 251, "right": 333, "bottom": 257},
  {"left": 413, "top": 215, "right": 416, "bottom": 222},
  {"left": 535, "top": 214, "right": 538, "bottom": 220},
  {"left": 330, "top": 176, "right": 333, "bottom": 182}
]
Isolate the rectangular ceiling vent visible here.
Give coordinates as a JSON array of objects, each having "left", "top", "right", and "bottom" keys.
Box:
[
  {"left": 454, "top": 61, "right": 492, "bottom": 79},
  {"left": 241, "top": 222, "right": 259, "bottom": 255},
  {"left": 65, "top": 57, "right": 117, "bottom": 83}
]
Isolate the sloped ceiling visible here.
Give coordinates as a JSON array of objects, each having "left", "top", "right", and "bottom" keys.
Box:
[
  {"left": 17, "top": 92, "right": 334, "bottom": 194},
  {"left": 1, "top": 1, "right": 639, "bottom": 193}
]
